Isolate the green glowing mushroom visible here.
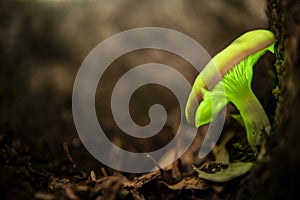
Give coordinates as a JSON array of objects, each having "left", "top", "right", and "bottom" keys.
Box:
[{"left": 186, "top": 29, "right": 275, "bottom": 154}]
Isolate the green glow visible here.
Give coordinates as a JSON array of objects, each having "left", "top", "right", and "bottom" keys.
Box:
[
  {"left": 196, "top": 45, "right": 274, "bottom": 152},
  {"left": 186, "top": 29, "right": 275, "bottom": 153}
]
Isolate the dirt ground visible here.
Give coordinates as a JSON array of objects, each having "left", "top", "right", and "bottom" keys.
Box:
[{"left": 1, "top": 0, "right": 299, "bottom": 199}]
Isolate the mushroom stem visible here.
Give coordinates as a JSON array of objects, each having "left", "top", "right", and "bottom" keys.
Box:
[{"left": 230, "top": 86, "right": 270, "bottom": 153}]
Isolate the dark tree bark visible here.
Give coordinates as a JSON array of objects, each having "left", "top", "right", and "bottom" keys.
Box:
[{"left": 266, "top": 0, "right": 300, "bottom": 199}]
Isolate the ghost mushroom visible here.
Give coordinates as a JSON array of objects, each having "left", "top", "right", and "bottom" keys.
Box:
[{"left": 185, "top": 29, "right": 275, "bottom": 154}]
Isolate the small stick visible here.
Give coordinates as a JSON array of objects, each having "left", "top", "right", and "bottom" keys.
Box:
[
  {"left": 101, "top": 167, "right": 108, "bottom": 177},
  {"left": 63, "top": 142, "right": 76, "bottom": 168},
  {"left": 144, "top": 153, "right": 163, "bottom": 171},
  {"left": 90, "top": 170, "right": 97, "bottom": 181}
]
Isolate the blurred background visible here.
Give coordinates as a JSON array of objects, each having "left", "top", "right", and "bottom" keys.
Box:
[{"left": 0, "top": 0, "right": 269, "bottom": 176}]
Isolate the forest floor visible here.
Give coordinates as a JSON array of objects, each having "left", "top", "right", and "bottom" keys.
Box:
[{"left": 0, "top": 119, "right": 268, "bottom": 200}]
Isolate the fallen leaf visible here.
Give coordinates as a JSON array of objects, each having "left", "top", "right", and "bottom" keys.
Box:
[
  {"left": 65, "top": 187, "right": 79, "bottom": 200},
  {"left": 193, "top": 162, "right": 254, "bottom": 182},
  {"left": 160, "top": 176, "right": 208, "bottom": 190},
  {"left": 34, "top": 192, "right": 55, "bottom": 200},
  {"left": 122, "top": 170, "right": 161, "bottom": 189}
]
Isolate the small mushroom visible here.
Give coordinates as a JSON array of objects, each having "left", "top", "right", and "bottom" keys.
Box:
[{"left": 185, "top": 29, "right": 275, "bottom": 154}]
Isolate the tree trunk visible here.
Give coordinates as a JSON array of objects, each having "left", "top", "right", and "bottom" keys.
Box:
[{"left": 266, "top": 0, "right": 300, "bottom": 199}]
